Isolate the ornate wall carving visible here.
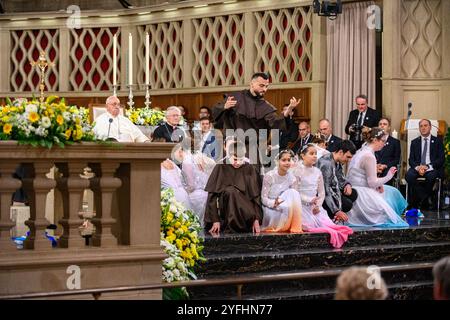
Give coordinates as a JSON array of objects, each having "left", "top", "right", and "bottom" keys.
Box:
[
  {"left": 137, "top": 22, "right": 183, "bottom": 89},
  {"left": 254, "top": 7, "right": 313, "bottom": 83},
  {"left": 10, "top": 29, "right": 59, "bottom": 92},
  {"left": 69, "top": 27, "right": 120, "bottom": 91},
  {"left": 192, "top": 14, "right": 245, "bottom": 87},
  {"left": 401, "top": 0, "right": 442, "bottom": 78}
]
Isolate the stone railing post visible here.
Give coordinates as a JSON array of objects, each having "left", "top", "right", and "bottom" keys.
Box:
[
  {"left": 55, "top": 161, "right": 90, "bottom": 248},
  {"left": 0, "top": 162, "right": 21, "bottom": 252},
  {"left": 22, "top": 161, "right": 56, "bottom": 250},
  {"left": 89, "top": 162, "right": 121, "bottom": 247}
]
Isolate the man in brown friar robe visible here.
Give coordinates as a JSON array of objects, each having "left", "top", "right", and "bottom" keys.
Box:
[
  {"left": 212, "top": 72, "right": 300, "bottom": 164},
  {"left": 204, "top": 141, "right": 262, "bottom": 234}
]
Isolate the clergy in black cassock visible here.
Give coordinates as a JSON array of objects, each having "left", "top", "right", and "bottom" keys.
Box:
[
  {"left": 204, "top": 142, "right": 263, "bottom": 234},
  {"left": 212, "top": 72, "right": 300, "bottom": 164}
]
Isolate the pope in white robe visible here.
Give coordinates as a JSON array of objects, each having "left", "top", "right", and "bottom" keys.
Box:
[{"left": 93, "top": 96, "right": 150, "bottom": 143}]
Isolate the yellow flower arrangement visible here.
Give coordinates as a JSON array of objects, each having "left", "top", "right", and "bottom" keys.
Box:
[
  {"left": 125, "top": 106, "right": 165, "bottom": 126},
  {"left": 0, "top": 96, "right": 94, "bottom": 148},
  {"left": 160, "top": 188, "right": 205, "bottom": 299}
]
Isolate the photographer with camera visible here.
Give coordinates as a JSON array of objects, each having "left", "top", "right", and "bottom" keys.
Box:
[{"left": 345, "top": 94, "right": 380, "bottom": 149}]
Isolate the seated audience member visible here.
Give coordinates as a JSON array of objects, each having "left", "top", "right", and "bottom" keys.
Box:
[
  {"left": 345, "top": 127, "right": 408, "bottom": 227},
  {"left": 261, "top": 150, "right": 303, "bottom": 233},
  {"left": 192, "top": 106, "right": 212, "bottom": 130},
  {"left": 405, "top": 119, "right": 445, "bottom": 210},
  {"left": 311, "top": 133, "right": 330, "bottom": 160},
  {"left": 375, "top": 117, "right": 401, "bottom": 185},
  {"left": 290, "top": 121, "right": 313, "bottom": 154},
  {"left": 335, "top": 267, "right": 388, "bottom": 300},
  {"left": 152, "top": 106, "right": 186, "bottom": 142},
  {"left": 293, "top": 144, "right": 353, "bottom": 249},
  {"left": 344, "top": 94, "right": 380, "bottom": 150},
  {"left": 93, "top": 96, "right": 149, "bottom": 142},
  {"left": 279, "top": 104, "right": 299, "bottom": 150},
  {"left": 317, "top": 140, "right": 358, "bottom": 222},
  {"left": 433, "top": 256, "right": 450, "bottom": 300},
  {"left": 204, "top": 141, "right": 262, "bottom": 234},
  {"left": 198, "top": 117, "right": 220, "bottom": 160},
  {"left": 182, "top": 149, "right": 216, "bottom": 227},
  {"left": 161, "top": 158, "right": 192, "bottom": 211},
  {"left": 319, "top": 118, "right": 342, "bottom": 152}
]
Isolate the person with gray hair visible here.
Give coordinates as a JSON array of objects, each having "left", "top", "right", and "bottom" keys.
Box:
[
  {"left": 93, "top": 96, "right": 150, "bottom": 142},
  {"left": 152, "top": 106, "right": 186, "bottom": 142},
  {"left": 433, "top": 256, "right": 450, "bottom": 300}
]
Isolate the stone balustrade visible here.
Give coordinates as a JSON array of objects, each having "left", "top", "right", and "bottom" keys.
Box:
[{"left": 0, "top": 141, "right": 173, "bottom": 299}]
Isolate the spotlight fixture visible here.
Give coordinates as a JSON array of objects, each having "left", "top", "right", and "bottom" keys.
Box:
[{"left": 312, "top": 0, "right": 342, "bottom": 20}]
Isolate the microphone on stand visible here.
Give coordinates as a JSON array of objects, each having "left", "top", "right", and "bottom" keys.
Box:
[{"left": 107, "top": 118, "right": 113, "bottom": 138}]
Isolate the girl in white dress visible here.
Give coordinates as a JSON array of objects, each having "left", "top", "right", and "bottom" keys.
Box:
[
  {"left": 346, "top": 128, "right": 409, "bottom": 228},
  {"left": 161, "top": 159, "right": 192, "bottom": 210},
  {"left": 182, "top": 151, "right": 216, "bottom": 226},
  {"left": 292, "top": 144, "right": 353, "bottom": 248},
  {"left": 261, "top": 150, "right": 303, "bottom": 233}
]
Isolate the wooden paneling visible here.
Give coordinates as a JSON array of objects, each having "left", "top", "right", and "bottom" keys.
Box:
[{"left": 1, "top": 88, "right": 311, "bottom": 123}]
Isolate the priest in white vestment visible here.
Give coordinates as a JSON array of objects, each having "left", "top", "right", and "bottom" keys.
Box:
[{"left": 93, "top": 96, "right": 150, "bottom": 142}]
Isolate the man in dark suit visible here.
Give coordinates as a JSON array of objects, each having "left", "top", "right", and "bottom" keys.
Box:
[
  {"left": 345, "top": 94, "right": 380, "bottom": 149},
  {"left": 405, "top": 119, "right": 445, "bottom": 209},
  {"left": 291, "top": 121, "right": 313, "bottom": 154},
  {"left": 199, "top": 117, "right": 220, "bottom": 160},
  {"left": 319, "top": 118, "right": 342, "bottom": 152},
  {"left": 375, "top": 117, "right": 401, "bottom": 185}
]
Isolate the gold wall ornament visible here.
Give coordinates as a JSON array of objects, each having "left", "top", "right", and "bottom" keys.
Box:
[{"left": 30, "top": 51, "right": 55, "bottom": 103}]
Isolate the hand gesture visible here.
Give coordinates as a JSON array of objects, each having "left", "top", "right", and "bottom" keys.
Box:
[
  {"left": 253, "top": 220, "right": 260, "bottom": 234},
  {"left": 209, "top": 222, "right": 221, "bottom": 235},
  {"left": 388, "top": 166, "right": 397, "bottom": 177},
  {"left": 283, "top": 97, "right": 301, "bottom": 117},
  {"left": 310, "top": 197, "right": 319, "bottom": 206},
  {"left": 224, "top": 96, "right": 237, "bottom": 110},
  {"left": 274, "top": 197, "right": 284, "bottom": 208},
  {"left": 343, "top": 184, "right": 352, "bottom": 196},
  {"left": 312, "top": 206, "right": 320, "bottom": 215},
  {"left": 333, "top": 211, "right": 349, "bottom": 223}
]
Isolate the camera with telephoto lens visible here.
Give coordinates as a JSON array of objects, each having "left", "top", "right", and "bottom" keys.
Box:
[{"left": 350, "top": 123, "right": 364, "bottom": 141}]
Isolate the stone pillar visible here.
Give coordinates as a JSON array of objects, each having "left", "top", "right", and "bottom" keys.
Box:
[
  {"left": 22, "top": 162, "right": 56, "bottom": 250},
  {"left": 90, "top": 162, "right": 121, "bottom": 247},
  {"left": 382, "top": 0, "right": 450, "bottom": 129},
  {"left": 0, "top": 162, "right": 21, "bottom": 252},
  {"left": 56, "top": 161, "right": 90, "bottom": 248},
  {"left": 311, "top": 12, "right": 327, "bottom": 132}
]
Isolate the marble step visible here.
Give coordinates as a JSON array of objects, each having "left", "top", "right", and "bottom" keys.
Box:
[
  {"left": 189, "top": 265, "right": 433, "bottom": 300},
  {"left": 190, "top": 280, "right": 433, "bottom": 300},
  {"left": 197, "top": 241, "right": 450, "bottom": 277},
  {"left": 243, "top": 281, "right": 433, "bottom": 300},
  {"left": 202, "top": 226, "right": 450, "bottom": 255}
]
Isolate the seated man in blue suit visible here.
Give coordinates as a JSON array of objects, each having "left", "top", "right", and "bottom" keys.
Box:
[
  {"left": 405, "top": 119, "right": 445, "bottom": 209},
  {"left": 376, "top": 117, "right": 401, "bottom": 185},
  {"left": 199, "top": 117, "right": 220, "bottom": 160}
]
